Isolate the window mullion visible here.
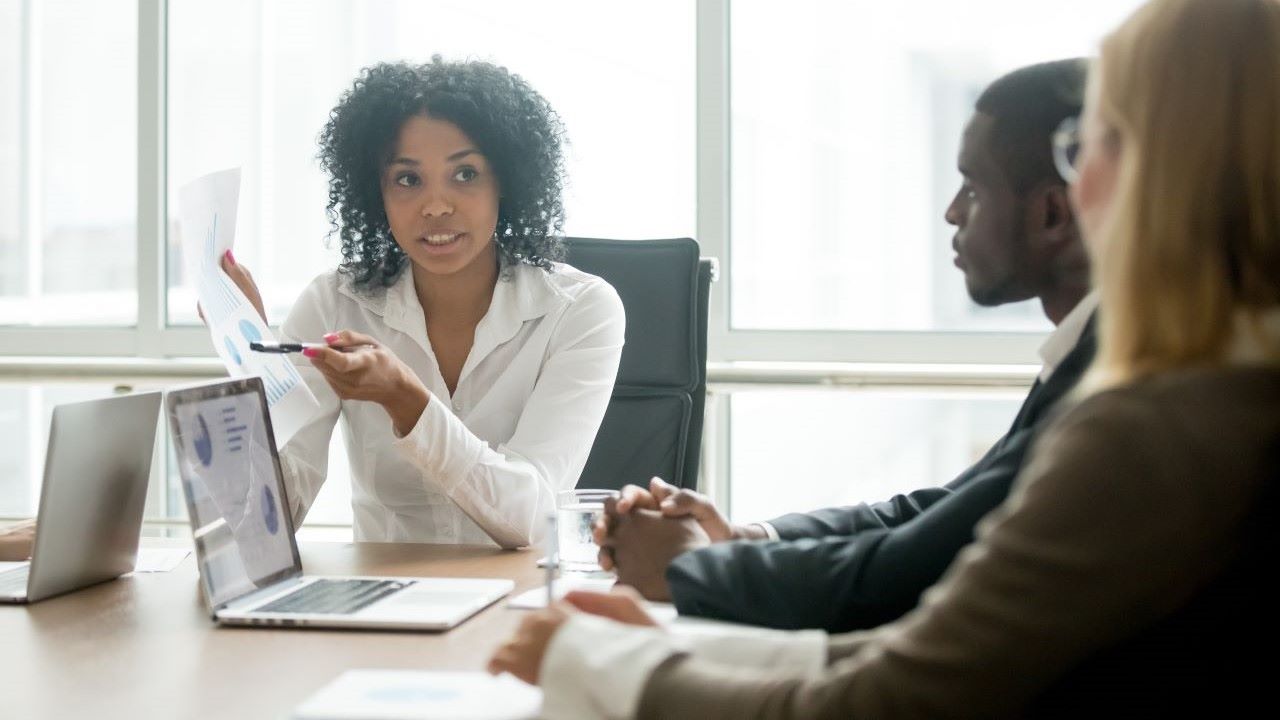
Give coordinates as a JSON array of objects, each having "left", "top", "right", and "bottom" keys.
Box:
[
  {"left": 20, "top": 0, "right": 42, "bottom": 322},
  {"left": 136, "top": 0, "right": 167, "bottom": 357},
  {"left": 696, "top": 0, "right": 731, "bottom": 497},
  {"left": 696, "top": 0, "right": 730, "bottom": 365}
]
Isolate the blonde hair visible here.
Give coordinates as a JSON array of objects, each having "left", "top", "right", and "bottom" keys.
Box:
[{"left": 1087, "top": 0, "right": 1280, "bottom": 390}]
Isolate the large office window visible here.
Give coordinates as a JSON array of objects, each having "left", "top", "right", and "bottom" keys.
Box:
[
  {"left": 0, "top": 3, "right": 18, "bottom": 301},
  {"left": 728, "top": 387, "right": 1021, "bottom": 522},
  {"left": 2, "top": 2, "right": 1148, "bottom": 532},
  {"left": 720, "top": 0, "right": 1143, "bottom": 504},
  {"left": 0, "top": 383, "right": 146, "bottom": 518},
  {"left": 163, "top": 0, "right": 694, "bottom": 531},
  {"left": 166, "top": 0, "right": 696, "bottom": 326},
  {"left": 0, "top": 0, "right": 138, "bottom": 327},
  {"left": 727, "top": 0, "right": 1140, "bottom": 335}
]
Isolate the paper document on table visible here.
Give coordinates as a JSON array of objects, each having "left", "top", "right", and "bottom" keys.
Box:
[
  {"left": 177, "top": 167, "right": 319, "bottom": 446},
  {"left": 293, "top": 670, "right": 541, "bottom": 720},
  {"left": 133, "top": 547, "right": 191, "bottom": 573},
  {"left": 507, "top": 575, "right": 616, "bottom": 609},
  {"left": 508, "top": 578, "right": 679, "bottom": 623}
]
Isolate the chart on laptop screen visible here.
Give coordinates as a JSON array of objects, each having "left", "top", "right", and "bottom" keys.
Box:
[{"left": 173, "top": 389, "right": 296, "bottom": 607}]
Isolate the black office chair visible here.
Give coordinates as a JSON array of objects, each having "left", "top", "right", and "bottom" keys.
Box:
[{"left": 562, "top": 238, "right": 714, "bottom": 492}]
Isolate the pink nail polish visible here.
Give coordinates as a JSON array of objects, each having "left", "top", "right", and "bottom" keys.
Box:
[
  {"left": 225, "top": 249, "right": 236, "bottom": 265},
  {"left": 302, "top": 347, "right": 317, "bottom": 358},
  {"left": 323, "top": 332, "right": 339, "bottom": 343}
]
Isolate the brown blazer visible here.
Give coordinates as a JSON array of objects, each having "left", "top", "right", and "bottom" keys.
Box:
[{"left": 639, "top": 366, "right": 1280, "bottom": 719}]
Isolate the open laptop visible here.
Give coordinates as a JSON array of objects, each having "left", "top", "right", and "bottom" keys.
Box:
[
  {"left": 0, "top": 390, "right": 163, "bottom": 604},
  {"left": 166, "top": 377, "right": 512, "bottom": 630}
]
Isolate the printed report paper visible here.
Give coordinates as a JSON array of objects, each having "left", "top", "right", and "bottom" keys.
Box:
[{"left": 177, "top": 167, "right": 319, "bottom": 445}]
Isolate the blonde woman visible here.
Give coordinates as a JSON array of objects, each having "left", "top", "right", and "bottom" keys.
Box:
[{"left": 489, "top": 0, "right": 1280, "bottom": 715}]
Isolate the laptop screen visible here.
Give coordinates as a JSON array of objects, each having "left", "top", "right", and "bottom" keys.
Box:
[{"left": 167, "top": 378, "right": 301, "bottom": 609}]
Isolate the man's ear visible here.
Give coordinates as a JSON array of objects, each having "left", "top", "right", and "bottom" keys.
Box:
[
  {"left": 1028, "top": 182, "right": 1076, "bottom": 247},
  {"left": 1043, "top": 184, "right": 1075, "bottom": 236}
]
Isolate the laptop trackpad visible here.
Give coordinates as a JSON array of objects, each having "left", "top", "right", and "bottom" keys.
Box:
[{"left": 361, "top": 578, "right": 512, "bottom": 623}]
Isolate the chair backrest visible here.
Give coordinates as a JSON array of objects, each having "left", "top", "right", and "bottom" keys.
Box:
[{"left": 562, "top": 238, "right": 713, "bottom": 491}]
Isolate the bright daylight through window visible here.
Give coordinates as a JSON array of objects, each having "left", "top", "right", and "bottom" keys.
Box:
[{"left": 0, "top": 0, "right": 1145, "bottom": 528}]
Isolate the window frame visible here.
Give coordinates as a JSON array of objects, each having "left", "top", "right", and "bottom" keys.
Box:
[
  {"left": 696, "top": 0, "right": 1047, "bottom": 365},
  {"left": 1, "top": 1, "right": 1048, "bottom": 527},
  {"left": 0, "top": 0, "right": 1049, "bottom": 364}
]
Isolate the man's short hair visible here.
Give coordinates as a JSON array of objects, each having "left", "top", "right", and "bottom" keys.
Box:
[{"left": 975, "top": 58, "right": 1088, "bottom": 193}]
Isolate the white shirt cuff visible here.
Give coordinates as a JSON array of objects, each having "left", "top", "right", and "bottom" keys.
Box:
[
  {"left": 390, "top": 391, "right": 486, "bottom": 494},
  {"left": 672, "top": 621, "right": 826, "bottom": 676},
  {"left": 755, "top": 522, "right": 781, "bottom": 541},
  {"left": 541, "top": 614, "right": 688, "bottom": 720}
]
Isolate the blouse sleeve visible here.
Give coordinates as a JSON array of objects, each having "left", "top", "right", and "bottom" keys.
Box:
[
  {"left": 391, "top": 278, "right": 625, "bottom": 548},
  {"left": 275, "top": 274, "right": 343, "bottom": 528}
]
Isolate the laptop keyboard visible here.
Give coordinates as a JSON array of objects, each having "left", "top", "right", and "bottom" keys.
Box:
[
  {"left": 0, "top": 566, "right": 29, "bottom": 594},
  {"left": 255, "top": 578, "right": 408, "bottom": 615}
]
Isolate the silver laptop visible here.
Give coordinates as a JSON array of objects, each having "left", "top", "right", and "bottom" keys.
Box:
[
  {"left": 0, "top": 390, "right": 163, "bottom": 604},
  {"left": 166, "top": 377, "right": 512, "bottom": 630}
]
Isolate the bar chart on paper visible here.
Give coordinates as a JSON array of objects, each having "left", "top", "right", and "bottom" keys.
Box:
[
  {"left": 234, "top": 318, "right": 305, "bottom": 405},
  {"left": 258, "top": 362, "right": 304, "bottom": 405},
  {"left": 197, "top": 214, "right": 243, "bottom": 327},
  {"left": 200, "top": 272, "right": 243, "bottom": 327}
]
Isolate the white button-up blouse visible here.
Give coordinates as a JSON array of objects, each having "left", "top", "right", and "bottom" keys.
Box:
[{"left": 277, "top": 262, "right": 625, "bottom": 549}]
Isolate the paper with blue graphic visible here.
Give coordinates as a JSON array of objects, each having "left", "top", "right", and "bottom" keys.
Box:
[
  {"left": 178, "top": 168, "right": 319, "bottom": 445},
  {"left": 293, "top": 671, "right": 541, "bottom": 720}
]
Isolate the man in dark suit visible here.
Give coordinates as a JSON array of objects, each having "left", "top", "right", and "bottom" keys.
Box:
[{"left": 595, "top": 58, "right": 1097, "bottom": 633}]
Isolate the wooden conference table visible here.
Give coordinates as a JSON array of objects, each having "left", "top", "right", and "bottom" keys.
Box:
[{"left": 0, "top": 541, "right": 547, "bottom": 718}]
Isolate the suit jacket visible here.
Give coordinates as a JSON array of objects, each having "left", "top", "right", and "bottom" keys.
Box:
[
  {"left": 666, "top": 317, "right": 1098, "bottom": 632},
  {"left": 640, "top": 366, "right": 1280, "bottom": 718}
]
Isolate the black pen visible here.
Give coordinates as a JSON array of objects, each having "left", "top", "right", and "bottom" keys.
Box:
[
  {"left": 249, "top": 341, "right": 377, "bottom": 354},
  {"left": 248, "top": 341, "right": 327, "bottom": 354}
]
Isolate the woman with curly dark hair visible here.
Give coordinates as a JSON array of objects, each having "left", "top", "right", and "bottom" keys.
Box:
[{"left": 223, "top": 57, "right": 624, "bottom": 548}]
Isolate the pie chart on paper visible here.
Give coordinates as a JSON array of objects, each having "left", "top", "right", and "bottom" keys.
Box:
[
  {"left": 238, "top": 319, "right": 262, "bottom": 344},
  {"left": 223, "top": 336, "right": 243, "bottom": 367}
]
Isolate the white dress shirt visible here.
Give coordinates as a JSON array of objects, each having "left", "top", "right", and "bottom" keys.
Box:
[
  {"left": 277, "top": 262, "right": 624, "bottom": 549},
  {"left": 1036, "top": 290, "right": 1099, "bottom": 382}
]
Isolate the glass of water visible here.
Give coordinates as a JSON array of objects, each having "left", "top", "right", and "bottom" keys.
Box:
[{"left": 555, "top": 489, "right": 619, "bottom": 574}]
